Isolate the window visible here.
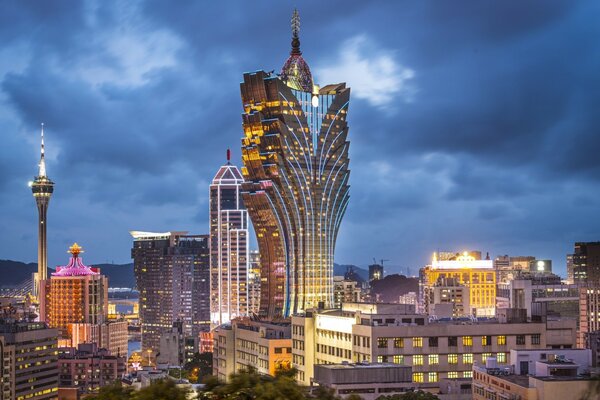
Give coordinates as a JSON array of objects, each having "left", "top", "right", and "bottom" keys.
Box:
[
  {"left": 412, "top": 337, "right": 423, "bottom": 348},
  {"left": 462, "top": 353, "right": 473, "bottom": 364},
  {"left": 413, "top": 355, "right": 424, "bottom": 366},
  {"left": 481, "top": 353, "right": 492, "bottom": 362},
  {"left": 429, "top": 337, "right": 438, "bottom": 347},
  {"left": 448, "top": 371, "right": 459, "bottom": 379},
  {"left": 428, "top": 372, "right": 438, "bottom": 383},
  {"left": 394, "top": 338, "right": 404, "bottom": 348},
  {"left": 377, "top": 338, "right": 388, "bottom": 348},
  {"left": 532, "top": 334, "right": 541, "bottom": 345},
  {"left": 462, "top": 336, "right": 473, "bottom": 346},
  {"left": 497, "top": 335, "right": 506, "bottom": 345},
  {"left": 412, "top": 372, "right": 424, "bottom": 383},
  {"left": 516, "top": 335, "right": 526, "bottom": 345},
  {"left": 463, "top": 371, "right": 473, "bottom": 378},
  {"left": 377, "top": 355, "right": 388, "bottom": 363},
  {"left": 497, "top": 352, "right": 507, "bottom": 363},
  {"left": 393, "top": 355, "right": 404, "bottom": 364},
  {"left": 428, "top": 354, "right": 439, "bottom": 365},
  {"left": 482, "top": 335, "right": 491, "bottom": 346},
  {"left": 448, "top": 354, "right": 458, "bottom": 364},
  {"left": 274, "top": 348, "right": 282, "bottom": 354},
  {"left": 448, "top": 336, "right": 458, "bottom": 346}
]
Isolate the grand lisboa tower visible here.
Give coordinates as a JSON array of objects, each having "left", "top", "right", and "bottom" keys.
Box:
[{"left": 240, "top": 10, "right": 351, "bottom": 318}]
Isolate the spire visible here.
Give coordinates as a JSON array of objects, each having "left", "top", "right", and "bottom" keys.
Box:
[
  {"left": 38, "top": 123, "right": 47, "bottom": 177},
  {"left": 290, "top": 9, "right": 301, "bottom": 55},
  {"left": 227, "top": 148, "right": 231, "bottom": 165}
]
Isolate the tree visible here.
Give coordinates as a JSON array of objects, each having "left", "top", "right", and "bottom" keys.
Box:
[
  {"left": 87, "top": 382, "right": 133, "bottom": 400},
  {"left": 135, "top": 379, "right": 189, "bottom": 400},
  {"left": 376, "top": 391, "right": 440, "bottom": 400},
  {"left": 184, "top": 352, "right": 213, "bottom": 383}
]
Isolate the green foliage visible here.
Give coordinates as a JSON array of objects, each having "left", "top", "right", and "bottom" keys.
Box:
[
  {"left": 87, "top": 382, "right": 133, "bottom": 400},
  {"left": 184, "top": 352, "right": 213, "bottom": 383},
  {"left": 376, "top": 391, "right": 440, "bottom": 400},
  {"left": 89, "top": 379, "right": 189, "bottom": 400}
]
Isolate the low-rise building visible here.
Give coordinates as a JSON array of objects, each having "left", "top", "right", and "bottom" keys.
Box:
[
  {"left": 58, "top": 343, "right": 126, "bottom": 394},
  {"left": 292, "top": 302, "right": 577, "bottom": 389},
  {"left": 0, "top": 320, "right": 59, "bottom": 400},
  {"left": 313, "top": 362, "right": 413, "bottom": 400},
  {"left": 213, "top": 319, "right": 292, "bottom": 382}
]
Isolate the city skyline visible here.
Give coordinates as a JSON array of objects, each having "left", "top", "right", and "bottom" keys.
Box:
[{"left": 2, "top": 2, "right": 600, "bottom": 277}]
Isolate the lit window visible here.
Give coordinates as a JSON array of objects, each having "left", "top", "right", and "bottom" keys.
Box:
[
  {"left": 413, "top": 337, "right": 423, "bottom": 348},
  {"left": 481, "top": 353, "right": 492, "bottom": 362},
  {"left": 448, "top": 371, "right": 459, "bottom": 379},
  {"left": 462, "top": 353, "right": 473, "bottom": 364},
  {"left": 497, "top": 335, "right": 506, "bottom": 345},
  {"left": 394, "top": 338, "right": 404, "bottom": 348},
  {"left": 413, "top": 372, "right": 424, "bottom": 383},
  {"left": 463, "top": 371, "right": 473, "bottom": 378},
  {"left": 428, "top": 372, "right": 438, "bottom": 382},
  {"left": 462, "top": 336, "right": 473, "bottom": 346},
  {"left": 497, "top": 353, "right": 507, "bottom": 363},
  {"left": 428, "top": 354, "right": 439, "bottom": 365},
  {"left": 482, "top": 335, "right": 491, "bottom": 346},
  {"left": 413, "top": 355, "right": 424, "bottom": 366},
  {"left": 448, "top": 354, "right": 458, "bottom": 364},
  {"left": 393, "top": 355, "right": 404, "bottom": 364}
]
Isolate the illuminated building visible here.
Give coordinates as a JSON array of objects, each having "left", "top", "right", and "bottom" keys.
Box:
[
  {"left": 425, "top": 277, "right": 470, "bottom": 318},
  {"left": 30, "top": 124, "right": 54, "bottom": 299},
  {"left": 248, "top": 250, "right": 261, "bottom": 315},
  {"left": 210, "top": 151, "right": 249, "bottom": 325},
  {"left": 40, "top": 243, "right": 108, "bottom": 344},
  {"left": 240, "top": 10, "right": 351, "bottom": 317},
  {"left": 292, "top": 303, "right": 577, "bottom": 389},
  {"left": 566, "top": 253, "right": 574, "bottom": 284},
  {"left": 369, "top": 264, "right": 384, "bottom": 282},
  {"left": 213, "top": 319, "right": 292, "bottom": 382},
  {"left": 0, "top": 321, "right": 59, "bottom": 400},
  {"left": 131, "top": 231, "right": 209, "bottom": 352},
  {"left": 573, "top": 241, "right": 600, "bottom": 285},
  {"left": 70, "top": 321, "right": 128, "bottom": 357},
  {"left": 333, "top": 276, "right": 361, "bottom": 308},
  {"left": 421, "top": 252, "right": 496, "bottom": 316}
]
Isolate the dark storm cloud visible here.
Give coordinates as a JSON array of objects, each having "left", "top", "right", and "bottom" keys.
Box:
[{"left": 0, "top": 0, "right": 599, "bottom": 275}]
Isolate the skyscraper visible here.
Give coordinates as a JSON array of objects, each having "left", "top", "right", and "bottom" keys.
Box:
[
  {"left": 573, "top": 241, "right": 600, "bottom": 285},
  {"left": 30, "top": 124, "right": 54, "bottom": 299},
  {"left": 131, "top": 231, "right": 209, "bottom": 352},
  {"left": 209, "top": 150, "right": 249, "bottom": 325},
  {"left": 40, "top": 243, "right": 108, "bottom": 343},
  {"left": 240, "top": 10, "right": 351, "bottom": 318}
]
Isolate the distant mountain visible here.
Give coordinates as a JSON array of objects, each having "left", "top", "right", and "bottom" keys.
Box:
[
  {"left": 334, "top": 263, "right": 369, "bottom": 282},
  {"left": 0, "top": 260, "right": 37, "bottom": 287},
  {"left": 0, "top": 259, "right": 135, "bottom": 289}
]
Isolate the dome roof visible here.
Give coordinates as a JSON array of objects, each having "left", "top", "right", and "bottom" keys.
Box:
[{"left": 280, "top": 9, "right": 313, "bottom": 93}]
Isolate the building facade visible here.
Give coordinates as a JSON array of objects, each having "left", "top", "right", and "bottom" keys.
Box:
[
  {"left": 210, "top": 154, "right": 249, "bottom": 326},
  {"left": 40, "top": 244, "right": 108, "bottom": 344},
  {"left": 291, "top": 303, "right": 577, "bottom": 388},
  {"left": 131, "top": 231, "right": 210, "bottom": 352},
  {"left": 248, "top": 250, "right": 261, "bottom": 316},
  {"left": 573, "top": 241, "right": 600, "bottom": 285},
  {"left": 240, "top": 10, "right": 351, "bottom": 318},
  {"left": 30, "top": 124, "right": 54, "bottom": 299},
  {"left": 213, "top": 319, "right": 292, "bottom": 382},
  {"left": 0, "top": 321, "right": 59, "bottom": 400}
]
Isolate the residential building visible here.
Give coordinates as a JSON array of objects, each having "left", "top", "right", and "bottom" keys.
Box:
[
  {"left": 421, "top": 252, "right": 496, "bottom": 316},
  {"left": 573, "top": 241, "right": 600, "bottom": 285},
  {"left": 248, "top": 250, "right": 261, "bottom": 316},
  {"left": 313, "top": 363, "right": 413, "bottom": 400},
  {"left": 292, "top": 302, "right": 577, "bottom": 389},
  {"left": 210, "top": 152, "right": 249, "bottom": 326},
  {"left": 333, "top": 276, "right": 361, "bottom": 308},
  {"left": 473, "top": 349, "right": 594, "bottom": 400},
  {"left": 425, "top": 277, "right": 470, "bottom": 318},
  {"left": 30, "top": 124, "right": 54, "bottom": 299},
  {"left": 579, "top": 287, "right": 600, "bottom": 348},
  {"left": 39, "top": 244, "right": 108, "bottom": 344},
  {"left": 156, "top": 321, "right": 185, "bottom": 367},
  {"left": 58, "top": 343, "right": 125, "bottom": 394},
  {"left": 213, "top": 319, "right": 292, "bottom": 382},
  {"left": 369, "top": 264, "right": 384, "bottom": 282},
  {"left": 131, "top": 231, "right": 210, "bottom": 352},
  {"left": 567, "top": 253, "right": 574, "bottom": 284},
  {"left": 0, "top": 320, "right": 59, "bottom": 400},
  {"left": 240, "top": 10, "right": 351, "bottom": 318},
  {"left": 70, "top": 320, "right": 128, "bottom": 357}
]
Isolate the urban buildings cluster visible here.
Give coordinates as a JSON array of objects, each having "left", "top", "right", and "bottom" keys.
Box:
[{"left": 2, "top": 9, "right": 600, "bottom": 400}]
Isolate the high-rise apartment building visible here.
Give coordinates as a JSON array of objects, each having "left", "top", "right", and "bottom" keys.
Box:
[
  {"left": 40, "top": 244, "right": 108, "bottom": 344},
  {"left": 573, "top": 241, "right": 600, "bottom": 285},
  {"left": 0, "top": 321, "right": 59, "bottom": 400},
  {"left": 30, "top": 124, "right": 54, "bottom": 299},
  {"left": 240, "top": 10, "right": 351, "bottom": 318},
  {"left": 131, "top": 231, "right": 209, "bottom": 352},
  {"left": 566, "top": 253, "right": 574, "bottom": 284},
  {"left": 210, "top": 152, "right": 249, "bottom": 326},
  {"left": 248, "top": 250, "right": 261, "bottom": 316}
]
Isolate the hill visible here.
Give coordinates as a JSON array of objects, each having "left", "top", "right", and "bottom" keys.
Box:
[
  {"left": 370, "top": 274, "right": 419, "bottom": 303},
  {"left": 334, "top": 263, "right": 368, "bottom": 281}
]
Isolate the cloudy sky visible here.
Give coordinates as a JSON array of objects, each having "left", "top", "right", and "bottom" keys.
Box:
[{"left": 1, "top": 0, "right": 599, "bottom": 277}]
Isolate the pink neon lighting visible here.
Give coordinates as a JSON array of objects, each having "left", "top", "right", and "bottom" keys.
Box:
[{"left": 52, "top": 255, "right": 98, "bottom": 277}]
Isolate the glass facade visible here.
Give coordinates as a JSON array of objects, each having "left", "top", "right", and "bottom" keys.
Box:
[{"left": 240, "top": 17, "right": 351, "bottom": 318}]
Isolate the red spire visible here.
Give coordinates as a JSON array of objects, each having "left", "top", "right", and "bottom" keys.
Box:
[{"left": 227, "top": 148, "right": 231, "bottom": 164}]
